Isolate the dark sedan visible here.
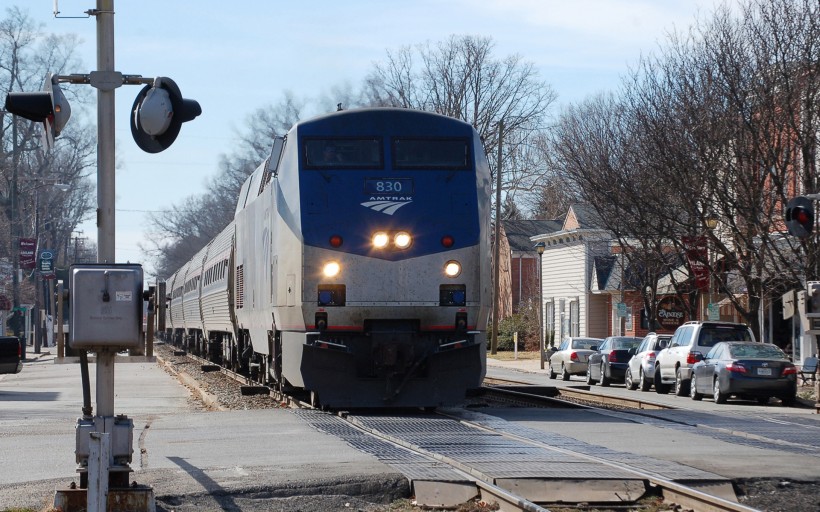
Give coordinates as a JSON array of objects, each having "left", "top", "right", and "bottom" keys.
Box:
[
  {"left": 690, "top": 342, "right": 797, "bottom": 405},
  {"left": 586, "top": 336, "right": 643, "bottom": 386}
]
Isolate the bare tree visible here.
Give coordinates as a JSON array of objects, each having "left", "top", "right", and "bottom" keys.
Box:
[
  {"left": 550, "top": 0, "right": 820, "bottom": 339},
  {"left": 0, "top": 5, "right": 95, "bottom": 294},
  {"left": 365, "top": 35, "right": 557, "bottom": 217}
]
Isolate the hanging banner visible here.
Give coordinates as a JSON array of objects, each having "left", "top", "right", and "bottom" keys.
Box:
[
  {"left": 681, "top": 236, "right": 709, "bottom": 292},
  {"left": 19, "top": 238, "right": 37, "bottom": 269}
]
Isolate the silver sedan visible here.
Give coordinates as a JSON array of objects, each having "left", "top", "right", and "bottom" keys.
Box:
[{"left": 548, "top": 337, "right": 603, "bottom": 381}]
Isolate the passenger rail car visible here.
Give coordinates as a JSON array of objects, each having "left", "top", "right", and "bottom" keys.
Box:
[{"left": 163, "top": 108, "right": 491, "bottom": 408}]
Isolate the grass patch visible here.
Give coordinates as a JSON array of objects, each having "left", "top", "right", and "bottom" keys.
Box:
[{"left": 487, "top": 350, "right": 541, "bottom": 361}]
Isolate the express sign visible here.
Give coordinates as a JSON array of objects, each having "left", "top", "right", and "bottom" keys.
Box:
[{"left": 656, "top": 296, "right": 687, "bottom": 329}]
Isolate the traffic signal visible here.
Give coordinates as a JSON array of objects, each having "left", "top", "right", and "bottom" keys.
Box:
[
  {"left": 4, "top": 74, "right": 71, "bottom": 148},
  {"left": 130, "top": 77, "right": 201, "bottom": 153},
  {"left": 785, "top": 196, "right": 815, "bottom": 238}
]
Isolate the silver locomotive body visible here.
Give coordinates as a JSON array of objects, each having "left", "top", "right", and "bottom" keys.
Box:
[{"left": 165, "top": 108, "right": 491, "bottom": 408}]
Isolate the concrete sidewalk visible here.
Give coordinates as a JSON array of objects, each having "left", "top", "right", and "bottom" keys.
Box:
[{"left": 0, "top": 344, "right": 406, "bottom": 511}]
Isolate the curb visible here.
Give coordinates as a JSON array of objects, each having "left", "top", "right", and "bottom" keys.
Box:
[{"left": 156, "top": 354, "right": 226, "bottom": 411}]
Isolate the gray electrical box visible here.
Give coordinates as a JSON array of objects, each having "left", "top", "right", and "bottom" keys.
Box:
[{"left": 69, "top": 264, "right": 144, "bottom": 349}]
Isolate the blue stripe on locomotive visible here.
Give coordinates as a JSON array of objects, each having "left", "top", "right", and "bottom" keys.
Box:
[{"left": 296, "top": 109, "right": 480, "bottom": 260}]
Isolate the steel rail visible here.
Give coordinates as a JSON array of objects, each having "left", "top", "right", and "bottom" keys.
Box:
[
  {"left": 484, "top": 376, "right": 674, "bottom": 410},
  {"left": 438, "top": 407, "right": 761, "bottom": 512},
  {"left": 340, "top": 413, "right": 549, "bottom": 512},
  {"left": 165, "top": 348, "right": 760, "bottom": 511}
]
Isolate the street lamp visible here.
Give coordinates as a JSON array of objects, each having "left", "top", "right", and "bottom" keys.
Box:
[
  {"left": 704, "top": 212, "right": 719, "bottom": 320},
  {"left": 534, "top": 241, "right": 546, "bottom": 369}
]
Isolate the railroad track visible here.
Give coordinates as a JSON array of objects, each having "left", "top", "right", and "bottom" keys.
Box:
[
  {"left": 484, "top": 376, "right": 674, "bottom": 410},
  {"left": 168, "top": 347, "right": 760, "bottom": 512}
]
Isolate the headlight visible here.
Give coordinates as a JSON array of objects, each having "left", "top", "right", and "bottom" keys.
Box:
[
  {"left": 372, "top": 232, "right": 389, "bottom": 248},
  {"left": 394, "top": 231, "right": 412, "bottom": 249},
  {"left": 444, "top": 260, "right": 461, "bottom": 277},
  {"left": 323, "top": 261, "right": 341, "bottom": 277}
]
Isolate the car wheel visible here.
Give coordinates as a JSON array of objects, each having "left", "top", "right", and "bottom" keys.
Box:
[
  {"left": 756, "top": 396, "right": 769, "bottom": 405},
  {"left": 625, "top": 369, "right": 638, "bottom": 390},
  {"left": 674, "top": 367, "right": 690, "bottom": 396},
  {"left": 713, "top": 378, "right": 727, "bottom": 404},
  {"left": 639, "top": 368, "right": 652, "bottom": 392},
  {"left": 548, "top": 364, "right": 556, "bottom": 379},
  {"left": 654, "top": 369, "right": 670, "bottom": 394},
  {"left": 690, "top": 374, "right": 703, "bottom": 401},
  {"left": 599, "top": 363, "right": 611, "bottom": 386},
  {"left": 561, "top": 364, "right": 570, "bottom": 381},
  {"left": 585, "top": 366, "right": 595, "bottom": 385}
]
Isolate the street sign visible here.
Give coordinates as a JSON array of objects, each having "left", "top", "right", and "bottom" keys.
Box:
[
  {"left": 616, "top": 302, "right": 628, "bottom": 317},
  {"left": 39, "top": 249, "right": 54, "bottom": 273},
  {"left": 707, "top": 303, "right": 720, "bottom": 321},
  {"left": 19, "top": 238, "right": 37, "bottom": 269}
]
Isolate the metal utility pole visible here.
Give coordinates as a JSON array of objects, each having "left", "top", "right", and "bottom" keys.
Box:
[
  {"left": 96, "top": 0, "right": 115, "bottom": 264},
  {"left": 10, "top": 116, "right": 22, "bottom": 339},
  {"left": 490, "top": 120, "right": 503, "bottom": 355}
]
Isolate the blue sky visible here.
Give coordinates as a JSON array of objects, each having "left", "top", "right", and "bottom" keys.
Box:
[{"left": 24, "top": 0, "right": 721, "bottom": 274}]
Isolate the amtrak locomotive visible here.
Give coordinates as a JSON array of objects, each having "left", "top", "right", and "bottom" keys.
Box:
[{"left": 163, "top": 107, "right": 492, "bottom": 408}]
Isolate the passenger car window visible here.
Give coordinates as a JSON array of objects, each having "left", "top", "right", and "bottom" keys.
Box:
[
  {"left": 706, "top": 345, "right": 723, "bottom": 359},
  {"left": 638, "top": 339, "right": 649, "bottom": 353},
  {"left": 669, "top": 330, "right": 681, "bottom": 348},
  {"left": 698, "top": 325, "right": 752, "bottom": 347}
]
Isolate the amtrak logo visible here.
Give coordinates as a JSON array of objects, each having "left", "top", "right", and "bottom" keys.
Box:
[{"left": 361, "top": 198, "right": 412, "bottom": 215}]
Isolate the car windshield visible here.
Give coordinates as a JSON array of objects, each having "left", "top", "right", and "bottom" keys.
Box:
[
  {"left": 613, "top": 338, "right": 642, "bottom": 350},
  {"left": 571, "top": 339, "right": 598, "bottom": 350},
  {"left": 697, "top": 325, "right": 752, "bottom": 347},
  {"left": 728, "top": 344, "right": 786, "bottom": 359}
]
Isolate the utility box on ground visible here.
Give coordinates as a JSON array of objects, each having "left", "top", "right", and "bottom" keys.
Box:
[{"left": 69, "top": 264, "right": 143, "bottom": 349}]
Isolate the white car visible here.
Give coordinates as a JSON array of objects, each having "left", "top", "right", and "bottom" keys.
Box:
[
  {"left": 654, "top": 321, "right": 755, "bottom": 396},
  {"left": 548, "top": 337, "right": 603, "bottom": 381},
  {"left": 625, "top": 333, "right": 671, "bottom": 391}
]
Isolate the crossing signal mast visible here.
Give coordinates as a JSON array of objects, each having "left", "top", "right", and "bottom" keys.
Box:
[{"left": 3, "top": 2, "right": 202, "bottom": 510}]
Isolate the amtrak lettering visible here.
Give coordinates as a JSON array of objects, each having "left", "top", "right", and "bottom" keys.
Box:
[
  {"left": 361, "top": 198, "right": 412, "bottom": 215},
  {"left": 367, "top": 196, "right": 411, "bottom": 201}
]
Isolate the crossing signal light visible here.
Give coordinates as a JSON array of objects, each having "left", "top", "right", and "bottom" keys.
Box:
[
  {"left": 131, "top": 76, "right": 201, "bottom": 153},
  {"left": 3, "top": 73, "right": 71, "bottom": 148},
  {"left": 785, "top": 196, "right": 814, "bottom": 238}
]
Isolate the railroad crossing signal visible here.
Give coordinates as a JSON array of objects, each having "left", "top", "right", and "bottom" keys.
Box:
[
  {"left": 785, "top": 196, "right": 814, "bottom": 238},
  {"left": 130, "top": 76, "right": 201, "bottom": 153},
  {"left": 6, "top": 73, "right": 200, "bottom": 154},
  {"left": 3, "top": 73, "right": 71, "bottom": 149}
]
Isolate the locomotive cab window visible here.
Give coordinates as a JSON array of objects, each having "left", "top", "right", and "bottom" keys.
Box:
[
  {"left": 392, "top": 138, "right": 470, "bottom": 170},
  {"left": 304, "top": 138, "right": 382, "bottom": 169}
]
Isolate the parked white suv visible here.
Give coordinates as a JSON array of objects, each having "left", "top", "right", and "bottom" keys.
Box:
[{"left": 654, "top": 321, "right": 755, "bottom": 396}]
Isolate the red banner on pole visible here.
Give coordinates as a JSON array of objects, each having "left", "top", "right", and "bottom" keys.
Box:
[
  {"left": 19, "top": 238, "right": 37, "bottom": 270},
  {"left": 682, "top": 236, "right": 709, "bottom": 292}
]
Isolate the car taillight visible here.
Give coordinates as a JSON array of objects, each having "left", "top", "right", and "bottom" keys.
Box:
[
  {"left": 726, "top": 362, "right": 747, "bottom": 373},
  {"left": 686, "top": 352, "right": 702, "bottom": 365},
  {"left": 570, "top": 352, "right": 579, "bottom": 362},
  {"left": 783, "top": 365, "right": 797, "bottom": 376},
  {"left": 609, "top": 352, "right": 618, "bottom": 363}
]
